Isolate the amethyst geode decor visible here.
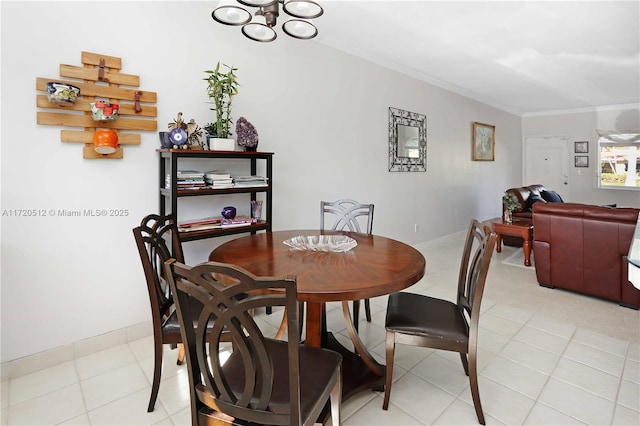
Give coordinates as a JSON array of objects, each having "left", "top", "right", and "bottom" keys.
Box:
[{"left": 236, "top": 117, "right": 259, "bottom": 151}]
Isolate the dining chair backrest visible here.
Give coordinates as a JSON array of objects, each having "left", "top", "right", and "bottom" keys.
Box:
[
  {"left": 457, "top": 220, "right": 496, "bottom": 328},
  {"left": 133, "top": 214, "right": 183, "bottom": 334},
  {"left": 320, "top": 199, "right": 375, "bottom": 331},
  {"left": 132, "top": 214, "right": 186, "bottom": 412},
  {"left": 320, "top": 199, "right": 374, "bottom": 234},
  {"left": 164, "top": 259, "right": 342, "bottom": 426},
  {"left": 139, "top": 213, "right": 184, "bottom": 263}
]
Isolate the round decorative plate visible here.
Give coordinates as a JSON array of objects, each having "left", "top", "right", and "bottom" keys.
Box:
[{"left": 169, "top": 128, "right": 188, "bottom": 146}]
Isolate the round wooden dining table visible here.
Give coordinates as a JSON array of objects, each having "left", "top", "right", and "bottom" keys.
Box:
[{"left": 209, "top": 229, "right": 426, "bottom": 403}]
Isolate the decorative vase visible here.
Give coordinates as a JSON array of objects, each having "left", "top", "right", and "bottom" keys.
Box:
[
  {"left": 504, "top": 209, "right": 513, "bottom": 224},
  {"left": 244, "top": 145, "right": 257, "bottom": 152},
  {"left": 221, "top": 206, "right": 236, "bottom": 219},
  {"left": 251, "top": 200, "right": 263, "bottom": 220}
]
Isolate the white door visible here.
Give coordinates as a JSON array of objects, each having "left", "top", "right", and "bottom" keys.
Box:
[{"left": 524, "top": 136, "right": 569, "bottom": 196}]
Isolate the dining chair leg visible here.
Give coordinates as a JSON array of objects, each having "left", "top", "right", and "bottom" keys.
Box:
[
  {"left": 176, "top": 344, "right": 185, "bottom": 365},
  {"left": 459, "top": 352, "right": 469, "bottom": 376},
  {"left": 364, "top": 298, "right": 372, "bottom": 322},
  {"left": 352, "top": 300, "right": 361, "bottom": 331},
  {"left": 468, "top": 350, "right": 485, "bottom": 425},
  {"left": 298, "top": 301, "right": 305, "bottom": 340},
  {"left": 148, "top": 340, "right": 163, "bottom": 412},
  {"left": 382, "top": 331, "right": 395, "bottom": 410},
  {"left": 330, "top": 368, "right": 342, "bottom": 426}
]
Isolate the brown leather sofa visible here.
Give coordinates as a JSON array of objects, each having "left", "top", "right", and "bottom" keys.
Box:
[{"left": 532, "top": 202, "right": 640, "bottom": 309}]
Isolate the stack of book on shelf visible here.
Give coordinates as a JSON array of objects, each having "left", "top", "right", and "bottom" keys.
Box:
[
  {"left": 166, "top": 170, "right": 207, "bottom": 190},
  {"left": 178, "top": 217, "right": 222, "bottom": 232},
  {"left": 178, "top": 216, "right": 257, "bottom": 232},
  {"left": 204, "top": 170, "right": 233, "bottom": 189},
  {"left": 221, "top": 216, "right": 258, "bottom": 227},
  {"left": 233, "top": 175, "right": 269, "bottom": 187}
]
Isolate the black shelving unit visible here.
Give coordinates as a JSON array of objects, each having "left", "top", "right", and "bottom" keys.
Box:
[{"left": 158, "top": 149, "right": 273, "bottom": 242}]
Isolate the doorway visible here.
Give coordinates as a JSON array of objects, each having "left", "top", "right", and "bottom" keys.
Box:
[{"left": 524, "top": 136, "right": 569, "bottom": 197}]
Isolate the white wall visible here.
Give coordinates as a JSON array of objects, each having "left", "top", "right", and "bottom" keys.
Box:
[
  {"left": 1, "top": 1, "right": 523, "bottom": 362},
  {"left": 522, "top": 106, "right": 640, "bottom": 207}
]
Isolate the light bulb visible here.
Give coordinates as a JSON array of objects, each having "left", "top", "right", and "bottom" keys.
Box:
[
  {"left": 283, "top": 0, "right": 323, "bottom": 19},
  {"left": 282, "top": 19, "right": 317, "bottom": 39},
  {"left": 242, "top": 15, "right": 277, "bottom": 42},
  {"left": 212, "top": 1, "right": 251, "bottom": 26}
]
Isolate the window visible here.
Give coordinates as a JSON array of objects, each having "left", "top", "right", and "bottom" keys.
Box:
[{"left": 597, "top": 130, "right": 640, "bottom": 190}]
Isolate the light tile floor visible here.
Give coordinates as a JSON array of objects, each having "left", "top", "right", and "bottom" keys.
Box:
[{"left": 2, "top": 236, "right": 640, "bottom": 425}]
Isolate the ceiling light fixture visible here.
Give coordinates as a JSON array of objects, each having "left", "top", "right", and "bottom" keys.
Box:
[{"left": 212, "top": 0, "right": 323, "bottom": 42}]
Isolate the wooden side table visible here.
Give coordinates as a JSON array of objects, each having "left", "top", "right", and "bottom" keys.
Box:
[{"left": 490, "top": 217, "right": 534, "bottom": 266}]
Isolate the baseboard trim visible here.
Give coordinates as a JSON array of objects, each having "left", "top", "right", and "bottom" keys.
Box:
[
  {"left": 1, "top": 321, "right": 152, "bottom": 382},
  {"left": 414, "top": 230, "right": 466, "bottom": 251}
]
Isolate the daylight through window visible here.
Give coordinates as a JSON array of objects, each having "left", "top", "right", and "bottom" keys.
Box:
[{"left": 597, "top": 130, "right": 640, "bottom": 190}]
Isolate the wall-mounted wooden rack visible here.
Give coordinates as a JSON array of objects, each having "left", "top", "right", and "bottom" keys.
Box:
[{"left": 36, "top": 51, "right": 158, "bottom": 159}]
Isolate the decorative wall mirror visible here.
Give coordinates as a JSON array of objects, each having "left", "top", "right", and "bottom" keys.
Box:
[{"left": 389, "top": 107, "right": 427, "bottom": 172}]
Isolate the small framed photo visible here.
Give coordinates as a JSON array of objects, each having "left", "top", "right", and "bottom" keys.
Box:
[
  {"left": 575, "top": 155, "right": 589, "bottom": 167},
  {"left": 574, "top": 141, "right": 588, "bottom": 153},
  {"left": 472, "top": 122, "right": 495, "bottom": 161}
]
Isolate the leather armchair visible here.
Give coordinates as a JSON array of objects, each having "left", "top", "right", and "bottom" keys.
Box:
[{"left": 532, "top": 202, "right": 640, "bottom": 309}]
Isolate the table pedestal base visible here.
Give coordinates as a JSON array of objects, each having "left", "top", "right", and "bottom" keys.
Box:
[{"left": 318, "top": 332, "right": 385, "bottom": 422}]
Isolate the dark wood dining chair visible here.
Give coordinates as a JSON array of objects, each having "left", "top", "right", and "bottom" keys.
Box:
[
  {"left": 133, "top": 214, "right": 186, "bottom": 412},
  {"left": 134, "top": 213, "right": 238, "bottom": 412},
  {"left": 164, "top": 259, "right": 343, "bottom": 426},
  {"left": 382, "top": 219, "right": 497, "bottom": 425},
  {"left": 321, "top": 199, "right": 375, "bottom": 331}
]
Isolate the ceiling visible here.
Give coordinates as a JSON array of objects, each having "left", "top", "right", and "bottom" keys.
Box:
[{"left": 312, "top": 1, "right": 640, "bottom": 116}]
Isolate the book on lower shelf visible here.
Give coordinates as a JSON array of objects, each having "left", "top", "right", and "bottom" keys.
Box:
[
  {"left": 221, "top": 216, "right": 257, "bottom": 227},
  {"left": 210, "top": 183, "right": 234, "bottom": 189},
  {"left": 205, "top": 170, "right": 233, "bottom": 187},
  {"left": 178, "top": 217, "right": 222, "bottom": 232},
  {"left": 205, "top": 170, "right": 231, "bottom": 180},
  {"left": 232, "top": 175, "right": 269, "bottom": 187},
  {"left": 206, "top": 178, "right": 234, "bottom": 186},
  {"left": 166, "top": 173, "right": 208, "bottom": 189},
  {"left": 178, "top": 216, "right": 257, "bottom": 232},
  {"left": 177, "top": 170, "right": 205, "bottom": 179}
]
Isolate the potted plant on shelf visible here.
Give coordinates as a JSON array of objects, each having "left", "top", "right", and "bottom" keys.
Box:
[
  {"left": 203, "top": 122, "right": 216, "bottom": 150},
  {"left": 502, "top": 192, "right": 521, "bottom": 223},
  {"left": 204, "top": 62, "right": 239, "bottom": 151}
]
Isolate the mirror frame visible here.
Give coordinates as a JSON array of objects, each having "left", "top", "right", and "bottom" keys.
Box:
[{"left": 388, "top": 107, "right": 427, "bottom": 172}]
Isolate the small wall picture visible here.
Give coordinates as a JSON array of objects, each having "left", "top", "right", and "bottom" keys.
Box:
[
  {"left": 472, "top": 122, "right": 495, "bottom": 161},
  {"left": 575, "top": 155, "right": 589, "bottom": 167},
  {"left": 574, "top": 141, "right": 589, "bottom": 153}
]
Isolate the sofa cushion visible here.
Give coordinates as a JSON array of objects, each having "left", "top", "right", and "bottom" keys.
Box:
[
  {"left": 541, "top": 190, "right": 563, "bottom": 203},
  {"left": 526, "top": 184, "right": 546, "bottom": 197},
  {"left": 527, "top": 194, "right": 547, "bottom": 210}
]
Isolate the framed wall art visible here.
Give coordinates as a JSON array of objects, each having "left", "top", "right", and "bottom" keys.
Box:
[
  {"left": 472, "top": 122, "right": 495, "bottom": 161},
  {"left": 575, "top": 155, "right": 589, "bottom": 167},
  {"left": 574, "top": 141, "right": 589, "bottom": 153}
]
